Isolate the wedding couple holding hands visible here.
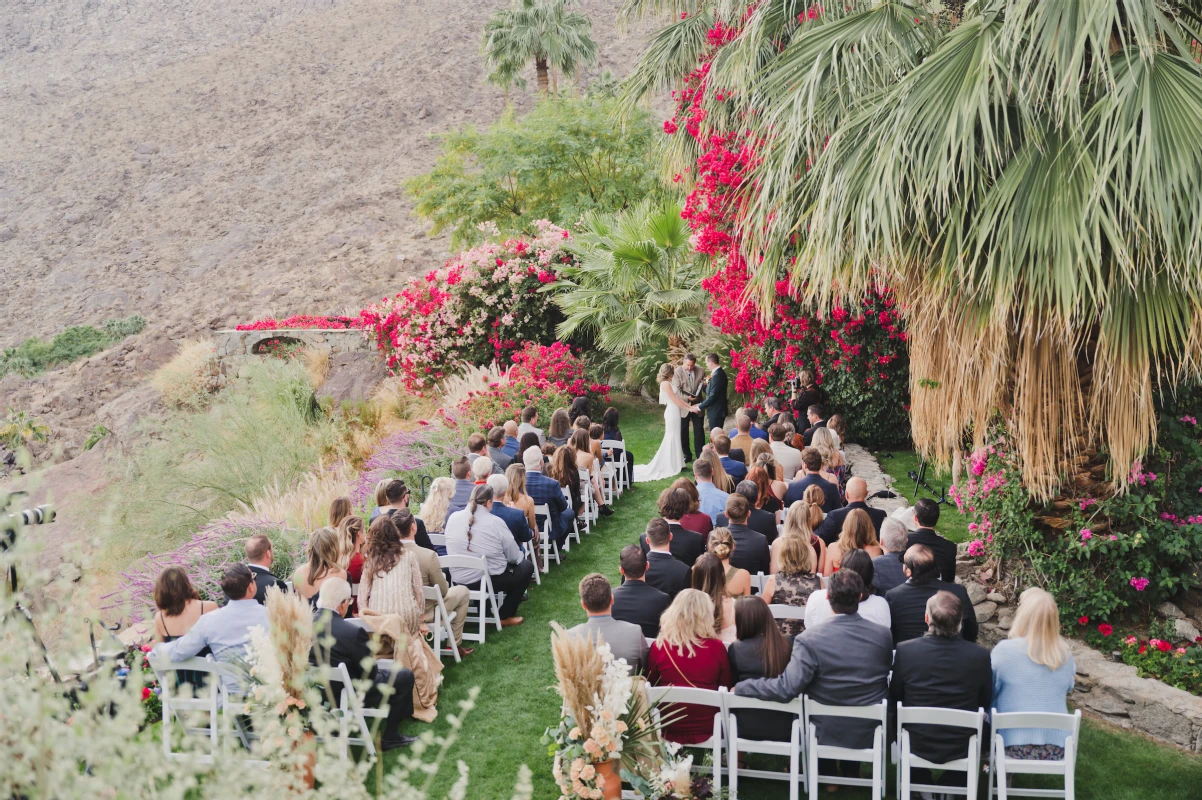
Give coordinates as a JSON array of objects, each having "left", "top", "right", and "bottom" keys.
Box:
[{"left": 633, "top": 353, "right": 729, "bottom": 483}]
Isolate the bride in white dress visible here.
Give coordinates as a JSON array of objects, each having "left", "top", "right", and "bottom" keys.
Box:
[{"left": 633, "top": 364, "right": 696, "bottom": 483}]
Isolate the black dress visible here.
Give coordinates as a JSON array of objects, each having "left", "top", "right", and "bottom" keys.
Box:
[
  {"left": 603, "top": 426, "right": 635, "bottom": 488},
  {"left": 728, "top": 634, "right": 796, "bottom": 741},
  {"left": 160, "top": 615, "right": 211, "bottom": 689}
]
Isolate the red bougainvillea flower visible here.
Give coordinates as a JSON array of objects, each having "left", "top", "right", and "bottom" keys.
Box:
[
  {"left": 1098, "top": 623, "right": 1113, "bottom": 637},
  {"left": 1078, "top": 616, "right": 1089, "bottom": 625},
  {"left": 142, "top": 686, "right": 152, "bottom": 701}
]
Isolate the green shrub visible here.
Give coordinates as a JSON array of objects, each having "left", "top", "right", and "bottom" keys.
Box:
[{"left": 0, "top": 315, "right": 147, "bottom": 377}]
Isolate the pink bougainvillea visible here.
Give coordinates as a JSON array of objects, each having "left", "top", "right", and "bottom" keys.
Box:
[{"left": 236, "top": 314, "right": 361, "bottom": 331}]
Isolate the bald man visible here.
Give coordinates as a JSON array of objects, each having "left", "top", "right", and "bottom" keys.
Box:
[{"left": 815, "top": 476, "right": 888, "bottom": 544}]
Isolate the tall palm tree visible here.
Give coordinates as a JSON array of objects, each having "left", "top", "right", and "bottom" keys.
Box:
[
  {"left": 637, "top": 0, "right": 1202, "bottom": 499},
  {"left": 482, "top": 0, "right": 599, "bottom": 97},
  {"left": 550, "top": 200, "right": 709, "bottom": 389}
]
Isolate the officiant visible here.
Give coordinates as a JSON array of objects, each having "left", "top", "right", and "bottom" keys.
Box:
[{"left": 673, "top": 354, "right": 706, "bottom": 463}]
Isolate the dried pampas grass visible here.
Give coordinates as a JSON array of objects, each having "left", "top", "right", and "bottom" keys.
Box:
[
  {"left": 265, "top": 585, "right": 313, "bottom": 700},
  {"left": 237, "top": 460, "right": 354, "bottom": 532},
  {"left": 302, "top": 347, "right": 331, "bottom": 389},
  {"left": 549, "top": 621, "right": 603, "bottom": 733},
  {"left": 151, "top": 339, "right": 222, "bottom": 409},
  {"left": 437, "top": 362, "right": 507, "bottom": 411}
]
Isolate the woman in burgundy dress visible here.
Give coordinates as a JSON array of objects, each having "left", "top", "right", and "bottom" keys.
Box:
[
  {"left": 647, "top": 589, "right": 733, "bottom": 744},
  {"left": 670, "top": 477, "right": 714, "bottom": 538}
]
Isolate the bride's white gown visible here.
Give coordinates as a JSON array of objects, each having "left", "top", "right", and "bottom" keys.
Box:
[{"left": 633, "top": 381, "right": 686, "bottom": 482}]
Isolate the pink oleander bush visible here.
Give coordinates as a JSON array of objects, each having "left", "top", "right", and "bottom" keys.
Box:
[
  {"left": 236, "top": 315, "right": 361, "bottom": 331},
  {"left": 357, "top": 223, "right": 574, "bottom": 391}
]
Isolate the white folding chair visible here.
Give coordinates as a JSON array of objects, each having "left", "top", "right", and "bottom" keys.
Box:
[
  {"left": 149, "top": 655, "right": 223, "bottom": 763},
  {"left": 803, "top": 697, "right": 888, "bottom": 799},
  {"left": 562, "top": 486, "right": 585, "bottom": 545},
  {"left": 578, "top": 468, "right": 598, "bottom": 530},
  {"left": 438, "top": 553, "right": 503, "bottom": 642},
  {"left": 309, "top": 661, "right": 383, "bottom": 760},
  {"left": 748, "top": 571, "right": 766, "bottom": 595},
  {"left": 533, "top": 503, "right": 561, "bottom": 572},
  {"left": 991, "top": 709, "right": 1081, "bottom": 799},
  {"left": 722, "top": 690, "right": 806, "bottom": 799},
  {"left": 602, "top": 440, "right": 628, "bottom": 495},
  {"left": 647, "top": 685, "right": 725, "bottom": 794},
  {"left": 768, "top": 604, "right": 805, "bottom": 626},
  {"left": 426, "top": 533, "right": 447, "bottom": 548},
  {"left": 423, "top": 585, "right": 461, "bottom": 663},
  {"left": 895, "top": 704, "right": 984, "bottom": 799}
]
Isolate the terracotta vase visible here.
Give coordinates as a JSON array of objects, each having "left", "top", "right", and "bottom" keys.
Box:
[
  {"left": 298, "top": 730, "right": 316, "bottom": 789},
  {"left": 594, "top": 759, "right": 622, "bottom": 800}
]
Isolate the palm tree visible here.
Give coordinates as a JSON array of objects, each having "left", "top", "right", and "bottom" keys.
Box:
[
  {"left": 482, "top": 0, "right": 599, "bottom": 97},
  {"left": 638, "top": 0, "right": 1202, "bottom": 499},
  {"left": 1, "top": 408, "right": 50, "bottom": 452},
  {"left": 551, "top": 200, "right": 709, "bottom": 390}
]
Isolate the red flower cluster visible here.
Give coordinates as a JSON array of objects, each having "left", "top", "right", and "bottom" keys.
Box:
[
  {"left": 235, "top": 314, "right": 361, "bottom": 331},
  {"left": 507, "top": 342, "right": 611, "bottom": 401}
]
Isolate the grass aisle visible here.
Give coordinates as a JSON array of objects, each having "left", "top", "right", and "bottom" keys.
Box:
[{"left": 380, "top": 400, "right": 1202, "bottom": 799}]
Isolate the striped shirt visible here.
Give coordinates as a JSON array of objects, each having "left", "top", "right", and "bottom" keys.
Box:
[{"left": 991, "top": 637, "right": 1076, "bottom": 747}]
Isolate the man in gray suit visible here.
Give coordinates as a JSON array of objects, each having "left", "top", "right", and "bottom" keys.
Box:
[
  {"left": 568, "top": 573, "right": 648, "bottom": 675},
  {"left": 486, "top": 426, "right": 513, "bottom": 471},
  {"left": 734, "top": 570, "right": 893, "bottom": 780}
]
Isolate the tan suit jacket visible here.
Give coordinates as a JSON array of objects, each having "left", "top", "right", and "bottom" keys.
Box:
[{"left": 731, "top": 433, "right": 756, "bottom": 458}]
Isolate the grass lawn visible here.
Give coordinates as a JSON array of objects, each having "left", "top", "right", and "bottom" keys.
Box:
[
  {"left": 871, "top": 448, "right": 971, "bottom": 544},
  {"left": 376, "top": 400, "right": 1202, "bottom": 798}
]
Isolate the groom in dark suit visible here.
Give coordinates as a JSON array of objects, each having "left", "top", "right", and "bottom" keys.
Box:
[{"left": 694, "top": 353, "right": 729, "bottom": 431}]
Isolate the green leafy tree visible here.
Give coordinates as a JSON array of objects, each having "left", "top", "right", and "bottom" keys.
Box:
[
  {"left": 406, "top": 97, "right": 662, "bottom": 247},
  {"left": 550, "top": 200, "right": 707, "bottom": 390},
  {"left": 482, "top": 0, "right": 598, "bottom": 97},
  {"left": 641, "top": 0, "right": 1202, "bottom": 498}
]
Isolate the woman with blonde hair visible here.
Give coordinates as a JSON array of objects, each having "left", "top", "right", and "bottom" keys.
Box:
[
  {"left": 547, "top": 408, "right": 572, "bottom": 447},
  {"left": 769, "top": 493, "right": 827, "bottom": 573},
  {"left": 292, "top": 527, "right": 349, "bottom": 607},
  {"left": 699, "top": 448, "right": 734, "bottom": 493},
  {"left": 370, "top": 479, "right": 391, "bottom": 522},
  {"left": 329, "top": 496, "right": 353, "bottom": 529},
  {"left": 418, "top": 476, "right": 455, "bottom": 534},
  {"left": 707, "top": 527, "right": 750, "bottom": 598},
  {"left": 823, "top": 508, "right": 882, "bottom": 575},
  {"left": 761, "top": 534, "right": 822, "bottom": 636},
  {"left": 670, "top": 477, "right": 714, "bottom": 537},
  {"left": 647, "top": 589, "right": 733, "bottom": 744},
  {"left": 991, "top": 588, "right": 1076, "bottom": 761},
  {"left": 336, "top": 515, "right": 366, "bottom": 615},
  {"left": 810, "top": 427, "right": 846, "bottom": 488}
]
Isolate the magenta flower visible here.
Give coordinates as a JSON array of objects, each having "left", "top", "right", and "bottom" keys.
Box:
[
  {"left": 1130, "top": 577, "right": 1150, "bottom": 592},
  {"left": 966, "top": 539, "right": 986, "bottom": 557},
  {"left": 1080, "top": 528, "right": 1092, "bottom": 541}
]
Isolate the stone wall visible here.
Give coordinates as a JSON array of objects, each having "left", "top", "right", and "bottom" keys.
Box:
[{"left": 213, "top": 328, "right": 370, "bottom": 358}]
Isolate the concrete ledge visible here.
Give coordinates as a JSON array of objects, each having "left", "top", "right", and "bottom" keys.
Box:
[{"left": 213, "top": 328, "right": 370, "bottom": 357}]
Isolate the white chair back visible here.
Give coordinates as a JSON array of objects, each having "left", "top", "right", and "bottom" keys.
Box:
[
  {"left": 646, "top": 685, "right": 725, "bottom": 794},
  {"left": 803, "top": 697, "right": 889, "bottom": 800},
  {"left": 749, "top": 571, "right": 767, "bottom": 595},
  {"left": 148, "top": 655, "right": 223, "bottom": 763},
  {"left": 895, "top": 704, "right": 984, "bottom": 799},
  {"left": 426, "top": 532, "right": 447, "bottom": 548},
  {"left": 768, "top": 604, "right": 805, "bottom": 622},
  {"left": 422, "top": 584, "right": 461, "bottom": 663},
  {"left": 990, "top": 709, "right": 1081, "bottom": 800},
  {"left": 438, "top": 553, "right": 503, "bottom": 642},
  {"left": 532, "top": 503, "right": 560, "bottom": 572},
  {"left": 722, "top": 691, "right": 806, "bottom": 799}
]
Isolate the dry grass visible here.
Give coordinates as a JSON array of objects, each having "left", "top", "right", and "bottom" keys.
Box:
[
  {"left": 373, "top": 376, "right": 442, "bottom": 430},
  {"left": 236, "top": 461, "right": 355, "bottom": 532},
  {"left": 436, "top": 361, "right": 507, "bottom": 411},
  {"left": 549, "top": 621, "right": 603, "bottom": 733},
  {"left": 265, "top": 586, "right": 314, "bottom": 700},
  {"left": 302, "top": 347, "right": 331, "bottom": 389},
  {"left": 150, "top": 339, "right": 222, "bottom": 409}
]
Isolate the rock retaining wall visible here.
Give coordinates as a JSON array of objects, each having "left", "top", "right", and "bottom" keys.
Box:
[{"left": 213, "top": 328, "right": 370, "bottom": 358}]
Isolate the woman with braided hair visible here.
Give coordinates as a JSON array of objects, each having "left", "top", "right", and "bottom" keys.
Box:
[{"left": 444, "top": 484, "right": 535, "bottom": 627}]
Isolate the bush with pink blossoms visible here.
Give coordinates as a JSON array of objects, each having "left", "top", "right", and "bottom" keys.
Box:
[{"left": 235, "top": 314, "right": 361, "bottom": 331}]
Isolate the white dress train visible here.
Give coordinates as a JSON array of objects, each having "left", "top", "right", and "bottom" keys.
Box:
[{"left": 633, "top": 381, "right": 686, "bottom": 482}]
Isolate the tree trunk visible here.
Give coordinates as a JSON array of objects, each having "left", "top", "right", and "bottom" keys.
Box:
[
  {"left": 551, "top": 67, "right": 559, "bottom": 97},
  {"left": 624, "top": 347, "right": 640, "bottom": 392},
  {"left": 535, "top": 57, "right": 549, "bottom": 95}
]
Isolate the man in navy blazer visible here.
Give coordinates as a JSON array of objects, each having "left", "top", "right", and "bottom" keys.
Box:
[
  {"left": 783, "top": 447, "right": 843, "bottom": 513},
  {"left": 714, "top": 434, "right": 748, "bottom": 482},
  {"left": 486, "top": 474, "right": 532, "bottom": 545},
  {"left": 522, "top": 447, "right": 574, "bottom": 548},
  {"left": 612, "top": 545, "right": 672, "bottom": 638},
  {"left": 815, "top": 477, "right": 886, "bottom": 544},
  {"left": 638, "top": 519, "right": 692, "bottom": 599}
]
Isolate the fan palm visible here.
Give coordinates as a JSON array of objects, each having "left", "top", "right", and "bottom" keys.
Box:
[
  {"left": 482, "top": 0, "right": 599, "bottom": 97},
  {"left": 643, "top": 0, "right": 1202, "bottom": 498},
  {"left": 551, "top": 200, "right": 709, "bottom": 389},
  {"left": 1, "top": 409, "right": 50, "bottom": 452}
]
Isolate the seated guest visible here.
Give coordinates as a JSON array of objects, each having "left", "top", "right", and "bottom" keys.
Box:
[
  {"left": 571, "top": 428, "right": 613, "bottom": 516},
  {"left": 467, "top": 433, "right": 502, "bottom": 475},
  {"left": 517, "top": 406, "right": 545, "bottom": 446},
  {"left": 734, "top": 570, "right": 892, "bottom": 778},
  {"left": 907, "top": 498, "right": 959, "bottom": 584},
  {"left": 718, "top": 479, "right": 779, "bottom": 544},
  {"left": 311, "top": 577, "right": 418, "bottom": 750},
  {"left": 886, "top": 544, "right": 978, "bottom": 644},
  {"left": 369, "top": 479, "right": 390, "bottom": 523},
  {"left": 762, "top": 533, "right": 824, "bottom": 636},
  {"left": 769, "top": 492, "right": 827, "bottom": 575},
  {"left": 471, "top": 455, "right": 494, "bottom": 485},
  {"left": 485, "top": 473, "right": 532, "bottom": 545},
  {"left": 647, "top": 589, "right": 734, "bottom": 744},
  {"left": 871, "top": 518, "right": 910, "bottom": 596},
  {"left": 447, "top": 457, "right": 474, "bottom": 516},
  {"left": 640, "top": 518, "right": 693, "bottom": 599},
  {"left": 728, "top": 596, "right": 795, "bottom": 741},
  {"left": 518, "top": 431, "right": 543, "bottom": 465},
  {"left": 714, "top": 434, "right": 748, "bottom": 482},
  {"left": 890, "top": 590, "right": 992, "bottom": 791},
  {"left": 713, "top": 426, "right": 745, "bottom": 464},
  {"left": 815, "top": 477, "right": 887, "bottom": 544},
  {"left": 397, "top": 509, "right": 472, "bottom": 658},
  {"left": 336, "top": 516, "right": 365, "bottom": 615},
  {"left": 789, "top": 371, "right": 826, "bottom": 426},
  {"left": 568, "top": 396, "right": 591, "bottom": 426},
  {"left": 823, "top": 508, "right": 883, "bottom": 576},
  {"left": 692, "top": 553, "right": 737, "bottom": 643},
  {"left": 546, "top": 408, "right": 572, "bottom": 447},
  {"left": 486, "top": 426, "right": 513, "bottom": 471},
  {"left": 152, "top": 564, "right": 268, "bottom": 693},
  {"left": 729, "top": 414, "right": 757, "bottom": 460},
  {"left": 707, "top": 527, "right": 751, "bottom": 597},
  {"left": 602, "top": 407, "right": 635, "bottom": 490},
  {"left": 380, "top": 479, "right": 435, "bottom": 551},
  {"left": 746, "top": 467, "right": 783, "bottom": 516},
  {"left": 641, "top": 488, "right": 706, "bottom": 566},
  {"left": 568, "top": 573, "right": 648, "bottom": 674},
  {"left": 699, "top": 449, "right": 735, "bottom": 494},
  {"left": 501, "top": 464, "right": 539, "bottom": 545},
  {"left": 801, "top": 403, "right": 826, "bottom": 447},
  {"left": 588, "top": 423, "right": 606, "bottom": 465},
  {"left": 501, "top": 420, "right": 522, "bottom": 459},
  {"left": 827, "top": 414, "right": 847, "bottom": 449},
  {"left": 444, "top": 485, "right": 535, "bottom": 628},
  {"left": 292, "top": 527, "right": 349, "bottom": 608},
  {"left": 551, "top": 444, "right": 584, "bottom": 519},
  {"left": 329, "top": 496, "right": 353, "bottom": 529},
  {"left": 612, "top": 544, "right": 671, "bottom": 637},
  {"left": 669, "top": 477, "right": 714, "bottom": 538},
  {"left": 693, "top": 458, "right": 729, "bottom": 524},
  {"left": 762, "top": 396, "right": 792, "bottom": 431},
  {"left": 993, "top": 588, "right": 1077, "bottom": 762},
  {"left": 804, "top": 550, "right": 891, "bottom": 631},
  {"left": 717, "top": 494, "right": 770, "bottom": 576},
  {"left": 419, "top": 476, "right": 456, "bottom": 535},
  {"left": 783, "top": 447, "right": 843, "bottom": 512},
  {"left": 360, "top": 515, "right": 426, "bottom": 646},
  {"left": 768, "top": 423, "right": 803, "bottom": 481},
  {"left": 246, "top": 533, "right": 287, "bottom": 604},
  {"left": 524, "top": 446, "right": 574, "bottom": 550},
  {"left": 810, "top": 427, "right": 846, "bottom": 488},
  {"left": 744, "top": 407, "right": 768, "bottom": 440},
  {"left": 153, "top": 566, "right": 217, "bottom": 643}
]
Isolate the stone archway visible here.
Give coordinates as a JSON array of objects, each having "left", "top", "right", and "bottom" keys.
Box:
[{"left": 250, "top": 335, "right": 305, "bottom": 355}]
